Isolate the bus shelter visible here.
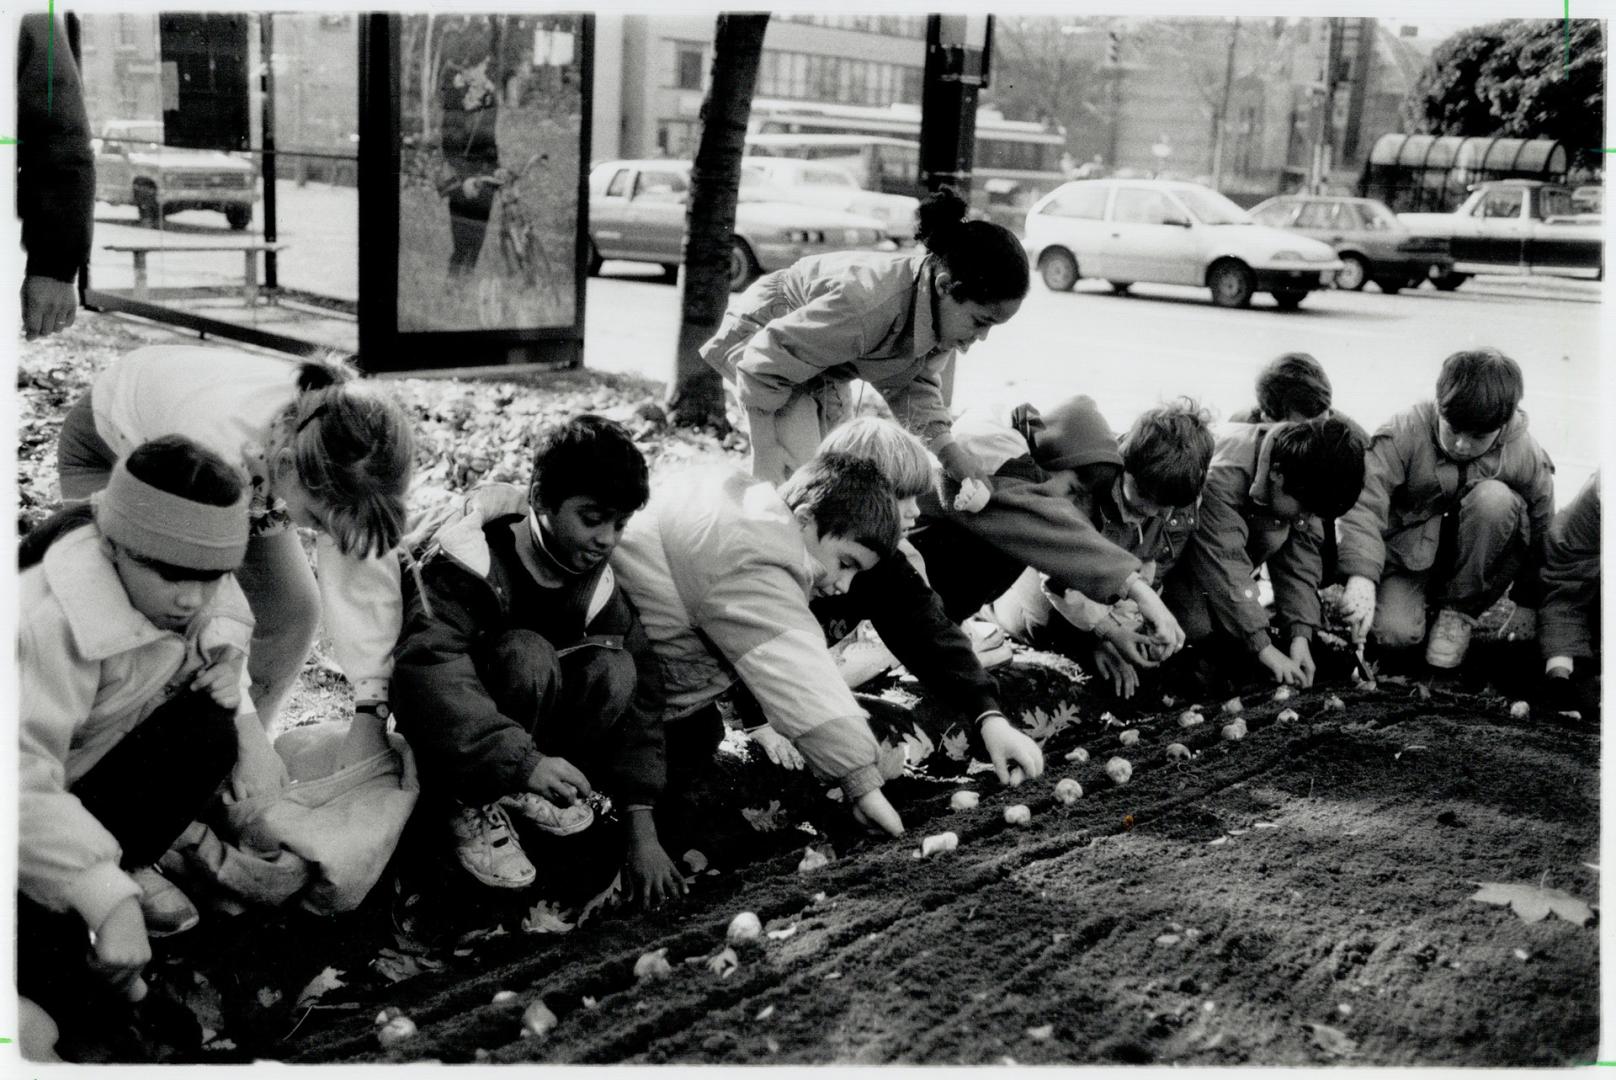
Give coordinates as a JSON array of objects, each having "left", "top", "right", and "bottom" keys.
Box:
[
  {"left": 1359, "top": 134, "right": 1569, "bottom": 214},
  {"left": 74, "top": 12, "right": 591, "bottom": 372}
]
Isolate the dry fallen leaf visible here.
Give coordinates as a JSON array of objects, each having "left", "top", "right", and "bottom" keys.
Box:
[
  {"left": 1306, "top": 1022, "right": 1357, "bottom": 1058},
  {"left": 757, "top": 1004, "right": 776, "bottom": 1021},
  {"left": 741, "top": 800, "right": 789, "bottom": 833},
  {"left": 522, "top": 899, "right": 576, "bottom": 935},
  {"left": 1026, "top": 1024, "right": 1054, "bottom": 1041},
  {"left": 1470, "top": 881, "right": 1594, "bottom": 926},
  {"left": 294, "top": 966, "right": 347, "bottom": 1010}
]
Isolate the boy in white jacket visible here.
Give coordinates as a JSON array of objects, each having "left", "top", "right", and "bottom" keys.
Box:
[{"left": 18, "top": 437, "right": 282, "bottom": 1059}]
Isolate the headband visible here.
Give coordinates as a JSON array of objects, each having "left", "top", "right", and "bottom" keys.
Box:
[{"left": 92, "top": 458, "right": 250, "bottom": 571}]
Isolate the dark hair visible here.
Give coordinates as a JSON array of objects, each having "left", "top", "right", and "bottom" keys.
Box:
[
  {"left": 283, "top": 353, "right": 414, "bottom": 558},
  {"left": 22, "top": 435, "right": 245, "bottom": 577},
  {"left": 915, "top": 186, "right": 1030, "bottom": 305},
  {"left": 778, "top": 452, "right": 901, "bottom": 561},
  {"left": 1267, "top": 417, "right": 1366, "bottom": 520},
  {"left": 1121, "top": 398, "right": 1215, "bottom": 507},
  {"left": 529, "top": 414, "right": 650, "bottom": 513},
  {"left": 1256, "top": 352, "right": 1332, "bottom": 421},
  {"left": 1436, "top": 347, "right": 1523, "bottom": 434}
]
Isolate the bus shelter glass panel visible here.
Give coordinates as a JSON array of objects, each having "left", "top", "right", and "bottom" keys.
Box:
[
  {"left": 396, "top": 13, "right": 582, "bottom": 333},
  {"left": 78, "top": 12, "right": 360, "bottom": 353}
]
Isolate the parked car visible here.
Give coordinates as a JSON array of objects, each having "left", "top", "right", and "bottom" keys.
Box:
[
  {"left": 1572, "top": 184, "right": 1601, "bottom": 215},
  {"left": 1024, "top": 179, "right": 1342, "bottom": 309},
  {"left": 587, "top": 160, "right": 892, "bottom": 291},
  {"left": 741, "top": 156, "right": 918, "bottom": 242},
  {"left": 1248, "top": 195, "right": 1451, "bottom": 293},
  {"left": 1398, "top": 179, "right": 1603, "bottom": 289},
  {"left": 93, "top": 120, "right": 257, "bottom": 230}
]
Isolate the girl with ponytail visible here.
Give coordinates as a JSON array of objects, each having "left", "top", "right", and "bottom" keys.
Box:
[
  {"left": 55, "top": 345, "right": 413, "bottom": 753},
  {"left": 701, "top": 185, "right": 1030, "bottom": 489}
]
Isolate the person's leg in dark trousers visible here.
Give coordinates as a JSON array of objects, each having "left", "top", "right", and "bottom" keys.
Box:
[
  {"left": 476, "top": 629, "right": 637, "bottom": 774},
  {"left": 18, "top": 691, "right": 236, "bottom": 1032}
]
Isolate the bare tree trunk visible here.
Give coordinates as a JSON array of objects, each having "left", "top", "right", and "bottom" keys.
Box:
[{"left": 665, "top": 13, "right": 768, "bottom": 431}]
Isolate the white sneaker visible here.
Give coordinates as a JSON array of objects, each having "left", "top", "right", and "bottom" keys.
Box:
[
  {"left": 500, "top": 791, "right": 595, "bottom": 836},
  {"left": 1425, "top": 608, "right": 1476, "bottom": 669},
  {"left": 450, "top": 803, "right": 536, "bottom": 889},
  {"left": 963, "top": 616, "right": 1014, "bottom": 669}
]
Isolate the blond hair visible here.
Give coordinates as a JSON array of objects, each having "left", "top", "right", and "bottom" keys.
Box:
[{"left": 818, "top": 417, "right": 937, "bottom": 500}]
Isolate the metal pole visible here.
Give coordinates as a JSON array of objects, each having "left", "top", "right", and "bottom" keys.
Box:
[
  {"left": 260, "top": 14, "right": 279, "bottom": 289},
  {"left": 1212, "top": 17, "right": 1239, "bottom": 191},
  {"left": 918, "top": 15, "right": 986, "bottom": 202}
]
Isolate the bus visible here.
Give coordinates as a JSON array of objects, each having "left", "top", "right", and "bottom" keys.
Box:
[{"left": 746, "top": 98, "right": 1068, "bottom": 229}]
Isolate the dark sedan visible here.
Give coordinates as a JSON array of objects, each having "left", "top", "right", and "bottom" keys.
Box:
[{"left": 1248, "top": 195, "right": 1451, "bottom": 293}]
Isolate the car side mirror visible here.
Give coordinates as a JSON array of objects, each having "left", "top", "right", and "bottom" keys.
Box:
[{"left": 1163, "top": 214, "right": 1191, "bottom": 228}]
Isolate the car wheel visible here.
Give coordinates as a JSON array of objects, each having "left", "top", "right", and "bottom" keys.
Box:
[
  {"left": 1374, "top": 279, "right": 1403, "bottom": 295},
  {"left": 586, "top": 240, "right": 603, "bottom": 277},
  {"left": 1208, "top": 260, "right": 1255, "bottom": 308},
  {"left": 1431, "top": 270, "right": 1469, "bottom": 292},
  {"left": 1108, "top": 280, "right": 1132, "bottom": 295},
  {"left": 728, "top": 239, "right": 760, "bottom": 292},
  {"left": 225, "top": 205, "right": 251, "bottom": 231},
  {"left": 1038, "top": 249, "right": 1078, "bottom": 292},
  {"left": 134, "top": 184, "right": 161, "bottom": 229},
  {"left": 1332, "top": 253, "right": 1369, "bottom": 291},
  {"left": 1271, "top": 289, "right": 1308, "bottom": 311}
]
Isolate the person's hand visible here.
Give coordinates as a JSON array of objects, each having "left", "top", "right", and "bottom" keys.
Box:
[
  {"left": 935, "top": 441, "right": 990, "bottom": 485},
  {"left": 230, "top": 722, "right": 289, "bottom": 801},
  {"left": 1500, "top": 606, "right": 1537, "bottom": 642},
  {"left": 1090, "top": 641, "right": 1139, "bottom": 699},
  {"left": 980, "top": 712, "right": 1044, "bottom": 784},
  {"left": 1131, "top": 586, "right": 1186, "bottom": 659},
  {"left": 623, "top": 817, "right": 687, "bottom": 911},
  {"left": 335, "top": 708, "right": 392, "bottom": 769},
  {"left": 191, "top": 647, "right": 246, "bottom": 710},
  {"left": 87, "top": 897, "right": 150, "bottom": 1003},
  {"left": 527, "top": 755, "right": 593, "bottom": 807},
  {"left": 21, "top": 275, "right": 77, "bottom": 341},
  {"left": 952, "top": 476, "right": 991, "bottom": 513},
  {"left": 1340, "top": 575, "right": 1377, "bottom": 642},
  {"left": 1289, "top": 636, "right": 1317, "bottom": 687},
  {"left": 1257, "top": 644, "right": 1305, "bottom": 687},
  {"left": 851, "top": 788, "right": 904, "bottom": 836},
  {"left": 748, "top": 725, "right": 806, "bottom": 770},
  {"left": 1093, "top": 612, "right": 1160, "bottom": 669}
]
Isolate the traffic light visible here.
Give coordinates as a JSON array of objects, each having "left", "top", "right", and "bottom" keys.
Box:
[{"left": 1105, "top": 29, "right": 1121, "bottom": 65}]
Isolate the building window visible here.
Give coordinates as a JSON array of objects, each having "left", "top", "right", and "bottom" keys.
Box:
[
  {"left": 899, "top": 67, "right": 922, "bottom": 104},
  {"left": 676, "top": 46, "right": 703, "bottom": 90},
  {"left": 656, "top": 120, "right": 699, "bottom": 159}
]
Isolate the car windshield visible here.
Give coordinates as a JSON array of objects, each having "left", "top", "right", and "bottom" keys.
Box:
[
  {"left": 738, "top": 168, "right": 789, "bottom": 203},
  {"left": 1174, "top": 186, "right": 1249, "bottom": 225}
]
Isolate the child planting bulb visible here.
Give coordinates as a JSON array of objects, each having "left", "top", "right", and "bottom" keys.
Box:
[
  {"left": 391, "top": 417, "right": 680, "bottom": 908},
  {"left": 19, "top": 437, "right": 283, "bottom": 1055}
]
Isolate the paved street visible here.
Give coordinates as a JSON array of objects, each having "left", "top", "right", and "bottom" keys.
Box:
[
  {"left": 585, "top": 264, "right": 1603, "bottom": 502},
  {"left": 89, "top": 183, "right": 1601, "bottom": 502}
]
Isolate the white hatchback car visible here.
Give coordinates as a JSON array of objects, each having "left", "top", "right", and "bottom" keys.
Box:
[{"left": 1025, "top": 179, "right": 1342, "bottom": 309}]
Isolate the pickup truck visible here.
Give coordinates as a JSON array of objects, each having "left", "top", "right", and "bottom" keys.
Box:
[
  {"left": 1398, "top": 180, "right": 1602, "bottom": 290},
  {"left": 94, "top": 120, "right": 257, "bottom": 230}
]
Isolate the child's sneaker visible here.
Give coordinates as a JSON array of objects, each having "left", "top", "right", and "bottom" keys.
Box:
[
  {"left": 500, "top": 791, "right": 595, "bottom": 836},
  {"left": 131, "top": 865, "right": 200, "bottom": 937},
  {"left": 1425, "top": 608, "right": 1476, "bottom": 669},
  {"left": 450, "top": 803, "right": 536, "bottom": 889}
]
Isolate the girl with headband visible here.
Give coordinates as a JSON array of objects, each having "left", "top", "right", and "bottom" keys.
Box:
[
  {"left": 18, "top": 436, "right": 283, "bottom": 1056},
  {"left": 55, "top": 345, "right": 413, "bottom": 759}
]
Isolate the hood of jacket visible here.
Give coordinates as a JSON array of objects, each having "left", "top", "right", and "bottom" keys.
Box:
[{"left": 1029, "top": 395, "right": 1124, "bottom": 473}]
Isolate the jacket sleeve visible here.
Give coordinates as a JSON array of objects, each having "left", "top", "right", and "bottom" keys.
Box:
[
  {"left": 317, "top": 539, "right": 402, "bottom": 704},
  {"left": 948, "top": 472, "right": 1143, "bottom": 602},
  {"left": 853, "top": 553, "right": 1000, "bottom": 721},
  {"left": 694, "top": 558, "right": 883, "bottom": 799},
  {"left": 18, "top": 621, "right": 143, "bottom": 932},
  {"left": 1335, "top": 426, "right": 1406, "bottom": 583},
  {"left": 17, "top": 14, "right": 94, "bottom": 282},
  {"left": 586, "top": 587, "right": 667, "bottom": 808},
  {"left": 389, "top": 554, "right": 542, "bottom": 802},
  {"left": 731, "top": 282, "right": 870, "bottom": 416},
  {"left": 1538, "top": 476, "right": 1600, "bottom": 662},
  {"left": 877, "top": 354, "right": 956, "bottom": 449},
  {"left": 1179, "top": 472, "right": 1272, "bottom": 653},
  {"left": 1268, "top": 516, "right": 1325, "bottom": 643},
  {"left": 1508, "top": 440, "right": 1559, "bottom": 609}
]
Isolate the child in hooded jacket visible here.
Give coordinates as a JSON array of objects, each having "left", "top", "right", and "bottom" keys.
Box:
[{"left": 18, "top": 436, "right": 281, "bottom": 1057}]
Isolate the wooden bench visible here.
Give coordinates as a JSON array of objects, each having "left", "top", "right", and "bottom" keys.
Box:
[{"left": 103, "top": 243, "right": 287, "bottom": 306}]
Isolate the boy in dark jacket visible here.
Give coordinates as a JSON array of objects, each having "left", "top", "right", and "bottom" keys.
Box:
[
  {"left": 1539, "top": 472, "right": 1599, "bottom": 709},
  {"left": 391, "top": 416, "right": 681, "bottom": 909},
  {"left": 1336, "top": 348, "right": 1556, "bottom": 669},
  {"left": 1164, "top": 417, "right": 1366, "bottom": 688},
  {"left": 911, "top": 396, "right": 1211, "bottom": 699}
]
